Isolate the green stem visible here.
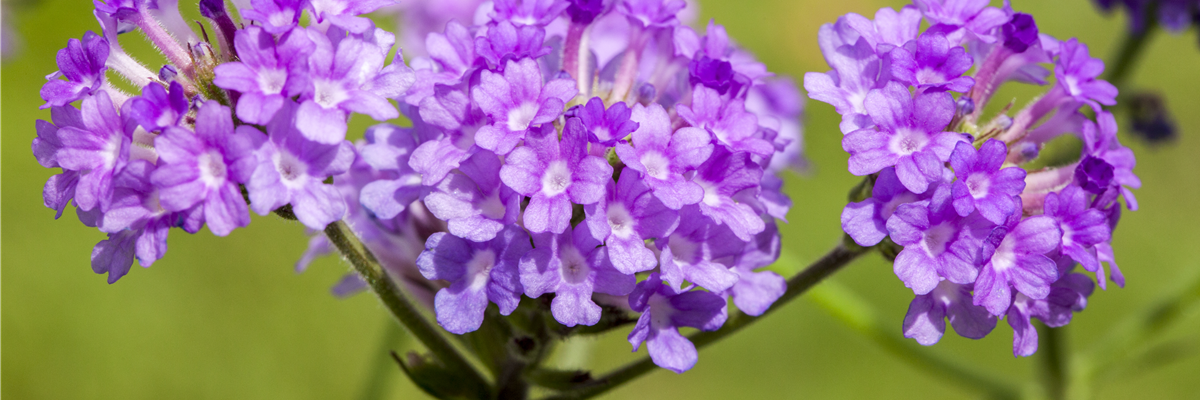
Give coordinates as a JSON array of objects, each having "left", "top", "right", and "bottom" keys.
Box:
[
  {"left": 356, "top": 321, "right": 409, "bottom": 400},
  {"left": 809, "top": 280, "right": 1019, "bottom": 400},
  {"left": 1040, "top": 323, "right": 1067, "bottom": 400},
  {"left": 542, "top": 243, "right": 870, "bottom": 400},
  {"left": 323, "top": 221, "right": 491, "bottom": 392},
  {"left": 1105, "top": 13, "right": 1157, "bottom": 89}
]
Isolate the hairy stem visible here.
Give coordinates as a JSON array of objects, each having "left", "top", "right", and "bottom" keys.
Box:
[
  {"left": 322, "top": 221, "right": 491, "bottom": 392},
  {"left": 542, "top": 243, "right": 870, "bottom": 400}
]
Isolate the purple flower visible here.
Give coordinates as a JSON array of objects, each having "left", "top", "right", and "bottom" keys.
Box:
[
  {"left": 949, "top": 140, "right": 1027, "bottom": 224},
  {"left": 53, "top": 91, "right": 132, "bottom": 212},
  {"left": 89, "top": 160, "right": 184, "bottom": 283},
  {"left": 843, "top": 82, "right": 967, "bottom": 193},
  {"left": 1007, "top": 272, "right": 1095, "bottom": 357},
  {"left": 566, "top": 0, "right": 604, "bottom": 23},
  {"left": 1002, "top": 13, "right": 1039, "bottom": 53},
  {"left": 34, "top": 105, "right": 86, "bottom": 218},
  {"left": 803, "top": 19, "right": 885, "bottom": 134},
  {"left": 214, "top": 26, "right": 315, "bottom": 125},
  {"left": 358, "top": 124, "right": 425, "bottom": 219},
  {"left": 973, "top": 213, "right": 1063, "bottom": 316},
  {"left": 1055, "top": 38, "right": 1118, "bottom": 111},
  {"left": 618, "top": 0, "right": 686, "bottom": 28},
  {"left": 417, "top": 226, "right": 532, "bottom": 334},
  {"left": 424, "top": 150, "right": 521, "bottom": 242},
  {"left": 41, "top": 31, "right": 109, "bottom": 108},
  {"left": 889, "top": 31, "right": 975, "bottom": 93},
  {"left": 128, "top": 81, "right": 188, "bottom": 132},
  {"left": 307, "top": 0, "right": 394, "bottom": 33},
  {"left": 490, "top": 0, "right": 570, "bottom": 26},
  {"left": 677, "top": 85, "right": 775, "bottom": 158},
  {"left": 674, "top": 21, "right": 770, "bottom": 94},
  {"left": 571, "top": 97, "right": 639, "bottom": 146},
  {"left": 241, "top": 0, "right": 306, "bottom": 34},
  {"left": 842, "top": 167, "right": 940, "bottom": 246},
  {"left": 1080, "top": 111, "right": 1140, "bottom": 210},
  {"left": 247, "top": 102, "right": 355, "bottom": 230},
  {"left": 886, "top": 189, "right": 993, "bottom": 295},
  {"left": 915, "top": 0, "right": 1008, "bottom": 45},
  {"left": 584, "top": 168, "right": 679, "bottom": 274},
  {"left": 1043, "top": 185, "right": 1113, "bottom": 288},
  {"left": 150, "top": 101, "right": 262, "bottom": 236},
  {"left": 692, "top": 146, "right": 765, "bottom": 241},
  {"left": 500, "top": 121, "right": 612, "bottom": 233},
  {"left": 520, "top": 225, "right": 636, "bottom": 327},
  {"left": 628, "top": 273, "right": 727, "bottom": 373},
  {"left": 902, "top": 281, "right": 997, "bottom": 345},
  {"left": 475, "top": 21, "right": 552, "bottom": 70},
  {"left": 473, "top": 58, "right": 578, "bottom": 155},
  {"left": 615, "top": 103, "right": 713, "bottom": 209},
  {"left": 658, "top": 207, "right": 743, "bottom": 292},
  {"left": 840, "top": 6, "right": 923, "bottom": 53},
  {"left": 296, "top": 27, "right": 409, "bottom": 144},
  {"left": 725, "top": 222, "right": 786, "bottom": 316}
]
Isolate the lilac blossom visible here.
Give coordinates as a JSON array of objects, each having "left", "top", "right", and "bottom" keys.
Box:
[
  {"left": 691, "top": 146, "right": 765, "bottom": 241},
  {"left": 241, "top": 0, "right": 306, "bottom": 34},
  {"left": 949, "top": 140, "right": 1027, "bottom": 224},
  {"left": 490, "top": 0, "right": 570, "bottom": 26},
  {"left": 886, "top": 188, "right": 993, "bottom": 295},
  {"left": 889, "top": 31, "right": 975, "bottom": 93},
  {"left": 34, "top": 106, "right": 87, "bottom": 218},
  {"left": 572, "top": 96, "right": 639, "bottom": 146},
  {"left": 296, "top": 27, "right": 411, "bottom": 144},
  {"left": 41, "top": 31, "right": 109, "bottom": 108},
  {"left": 804, "top": 18, "right": 884, "bottom": 134},
  {"left": 726, "top": 222, "right": 786, "bottom": 316},
  {"left": 973, "top": 213, "right": 1063, "bottom": 316},
  {"left": 841, "top": 167, "right": 939, "bottom": 247},
  {"left": 247, "top": 102, "right": 355, "bottom": 229},
  {"left": 500, "top": 121, "right": 612, "bottom": 233},
  {"left": 214, "top": 26, "right": 315, "bottom": 125},
  {"left": 658, "top": 207, "right": 743, "bottom": 292},
  {"left": 902, "top": 281, "right": 997, "bottom": 345},
  {"left": 840, "top": 6, "right": 922, "bottom": 53},
  {"left": 52, "top": 91, "right": 132, "bottom": 212},
  {"left": 307, "top": 0, "right": 394, "bottom": 33},
  {"left": 475, "top": 21, "right": 552, "bottom": 70},
  {"left": 843, "top": 82, "right": 967, "bottom": 193},
  {"left": 1080, "top": 112, "right": 1140, "bottom": 210},
  {"left": 473, "top": 58, "right": 577, "bottom": 155},
  {"left": 423, "top": 150, "right": 521, "bottom": 242},
  {"left": 520, "top": 225, "right": 635, "bottom": 327},
  {"left": 618, "top": 0, "right": 686, "bottom": 28},
  {"left": 615, "top": 103, "right": 713, "bottom": 209},
  {"left": 1007, "top": 271, "right": 1095, "bottom": 356},
  {"left": 628, "top": 273, "right": 728, "bottom": 373},
  {"left": 677, "top": 85, "right": 775, "bottom": 158},
  {"left": 584, "top": 169, "right": 679, "bottom": 274},
  {"left": 151, "top": 101, "right": 262, "bottom": 236},
  {"left": 90, "top": 160, "right": 184, "bottom": 283},
  {"left": 1043, "top": 185, "right": 1113, "bottom": 288},
  {"left": 128, "top": 81, "right": 188, "bottom": 132},
  {"left": 1055, "top": 39, "right": 1118, "bottom": 111},
  {"left": 358, "top": 124, "right": 426, "bottom": 219},
  {"left": 417, "top": 226, "right": 532, "bottom": 334},
  {"left": 674, "top": 21, "right": 767, "bottom": 96},
  {"left": 915, "top": 0, "right": 1008, "bottom": 45}
]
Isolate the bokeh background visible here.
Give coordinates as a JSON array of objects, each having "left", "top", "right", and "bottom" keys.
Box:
[{"left": 3, "top": 0, "right": 1199, "bottom": 398}]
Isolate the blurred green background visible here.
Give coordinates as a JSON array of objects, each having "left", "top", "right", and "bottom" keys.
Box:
[{"left": 3, "top": 0, "right": 1199, "bottom": 398}]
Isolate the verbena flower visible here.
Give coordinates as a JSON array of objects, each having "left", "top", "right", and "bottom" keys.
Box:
[
  {"left": 811, "top": 0, "right": 1139, "bottom": 356},
  {"left": 34, "top": 0, "right": 803, "bottom": 374}
]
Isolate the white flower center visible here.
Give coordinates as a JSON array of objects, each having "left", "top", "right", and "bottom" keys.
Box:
[
  {"left": 593, "top": 126, "right": 612, "bottom": 142},
  {"left": 647, "top": 294, "right": 675, "bottom": 330},
  {"left": 640, "top": 151, "right": 670, "bottom": 180},
  {"left": 312, "top": 79, "right": 348, "bottom": 109},
  {"left": 274, "top": 149, "right": 307, "bottom": 186},
  {"left": 466, "top": 249, "right": 497, "bottom": 291},
  {"left": 889, "top": 128, "right": 931, "bottom": 156},
  {"left": 258, "top": 68, "right": 288, "bottom": 95},
  {"left": 696, "top": 178, "right": 722, "bottom": 207},
  {"left": 667, "top": 233, "right": 700, "bottom": 265},
  {"left": 541, "top": 160, "right": 572, "bottom": 197},
  {"left": 880, "top": 193, "right": 918, "bottom": 220},
  {"left": 607, "top": 203, "right": 635, "bottom": 239},
  {"left": 478, "top": 193, "right": 507, "bottom": 220},
  {"left": 559, "top": 244, "right": 591, "bottom": 284},
  {"left": 922, "top": 221, "right": 957, "bottom": 257},
  {"left": 967, "top": 173, "right": 991, "bottom": 199},
  {"left": 990, "top": 234, "right": 1020, "bottom": 273},
  {"left": 506, "top": 102, "right": 540, "bottom": 132},
  {"left": 197, "top": 151, "right": 228, "bottom": 188}
]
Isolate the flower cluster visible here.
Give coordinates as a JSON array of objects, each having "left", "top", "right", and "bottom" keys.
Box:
[
  {"left": 807, "top": 0, "right": 1139, "bottom": 356},
  {"left": 32, "top": 0, "right": 804, "bottom": 373}
]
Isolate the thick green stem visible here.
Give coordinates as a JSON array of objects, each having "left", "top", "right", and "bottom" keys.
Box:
[
  {"left": 542, "top": 243, "right": 869, "bottom": 400},
  {"left": 322, "top": 221, "right": 491, "bottom": 392},
  {"left": 1040, "top": 323, "right": 1067, "bottom": 400}
]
